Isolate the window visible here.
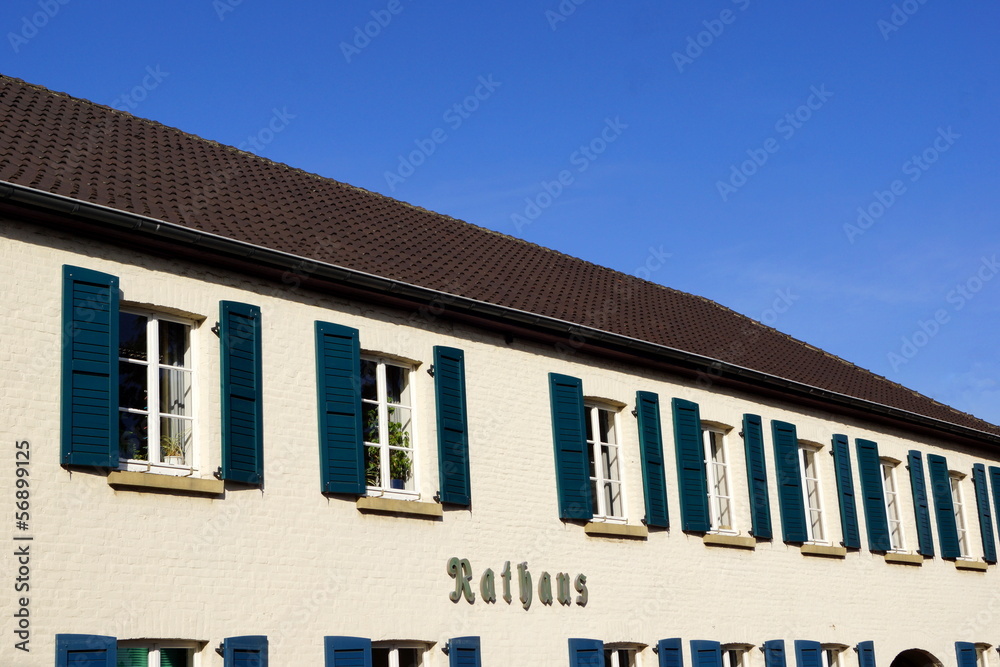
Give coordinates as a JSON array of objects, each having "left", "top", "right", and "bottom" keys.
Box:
[
  {"left": 118, "top": 310, "right": 194, "bottom": 475},
  {"left": 799, "top": 445, "right": 826, "bottom": 543},
  {"left": 951, "top": 473, "right": 970, "bottom": 558},
  {"left": 117, "top": 641, "right": 195, "bottom": 666},
  {"left": 821, "top": 644, "right": 847, "bottom": 667},
  {"left": 881, "top": 459, "right": 906, "bottom": 551},
  {"left": 586, "top": 404, "right": 624, "bottom": 520},
  {"left": 372, "top": 643, "right": 424, "bottom": 667},
  {"left": 604, "top": 645, "right": 639, "bottom": 667},
  {"left": 703, "top": 427, "right": 733, "bottom": 532},
  {"left": 723, "top": 645, "right": 752, "bottom": 667},
  {"left": 362, "top": 357, "right": 415, "bottom": 494}
]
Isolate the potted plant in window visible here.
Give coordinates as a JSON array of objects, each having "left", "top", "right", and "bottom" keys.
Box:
[{"left": 161, "top": 433, "right": 186, "bottom": 467}]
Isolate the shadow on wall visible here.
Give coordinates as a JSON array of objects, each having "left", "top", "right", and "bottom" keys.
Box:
[{"left": 891, "top": 649, "right": 944, "bottom": 667}]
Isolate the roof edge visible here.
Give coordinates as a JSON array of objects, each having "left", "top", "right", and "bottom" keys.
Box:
[{"left": 4, "top": 179, "right": 998, "bottom": 448}]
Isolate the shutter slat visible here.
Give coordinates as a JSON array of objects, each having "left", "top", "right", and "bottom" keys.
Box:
[
  {"left": 61, "top": 266, "right": 120, "bottom": 468},
  {"left": 973, "top": 464, "right": 997, "bottom": 563},
  {"left": 907, "top": 451, "right": 935, "bottom": 556},
  {"left": 220, "top": 301, "right": 263, "bottom": 485},
  {"left": 325, "top": 637, "right": 372, "bottom": 667},
  {"left": 549, "top": 374, "right": 593, "bottom": 520},
  {"left": 637, "top": 391, "right": 669, "bottom": 528},
  {"left": 673, "top": 398, "right": 710, "bottom": 532},
  {"left": 927, "top": 453, "right": 960, "bottom": 558},
  {"left": 658, "top": 639, "right": 684, "bottom": 667},
  {"left": 794, "top": 641, "right": 822, "bottom": 667},
  {"left": 832, "top": 434, "right": 861, "bottom": 549},
  {"left": 568, "top": 638, "right": 604, "bottom": 667},
  {"left": 435, "top": 347, "right": 472, "bottom": 506},
  {"left": 772, "top": 420, "right": 807, "bottom": 542},
  {"left": 856, "top": 438, "right": 890, "bottom": 551},
  {"left": 743, "top": 414, "right": 772, "bottom": 539},
  {"left": 316, "top": 322, "right": 365, "bottom": 495},
  {"left": 449, "top": 636, "right": 482, "bottom": 667}
]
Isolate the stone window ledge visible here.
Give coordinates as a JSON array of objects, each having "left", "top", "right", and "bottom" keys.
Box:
[
  {"left": 884, "top": 552, "right": 923, "bottom": 566},
  {"left": 703, "top": 534, "right": 756, "bottom": 550},
  {"left": 356, "top": 496, "right": 443, "bottom": 518},
  {"left": 955, "top": 559, "right": 988, "bottom": 572},
  {"left": 801, "top": 544, "right": 847, "bottom": 558},
  {"left": 584, "top": 522, "right": 648, "bottom": 539},
  {"left": 107, "top": 471, "right": 224, "bottom": 497}
]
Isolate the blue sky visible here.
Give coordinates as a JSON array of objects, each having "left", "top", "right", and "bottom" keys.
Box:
[{"left": 3, "top": 0, "right": 999, "bottom": 425}]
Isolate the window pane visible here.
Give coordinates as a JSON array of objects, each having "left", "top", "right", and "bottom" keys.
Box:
[
  {"left": 159, "top": 321, "right": 190, "bottom": 368},
  {"left": 398, "top": 648, "right": 420, "bottom": 667},
  {"left": 361, "top": 360, "right": 378, "bottom": 401},
  {"left": 119, "top": 361, "right": 148, "bottom": 411},
  {"left": 365, "top": 445, "right": 382, "bottom": 487},
  {"left": 385, "top": 364, "right": 409, "bottom": 406},
  {"left": 160, "top": 417, "right": 191, "bottom": 466},
  {"left": 117, "top": 647, "right": 149, "bottom": 667},
  {"left": 119, "top": 412, "right": 148, "bottom": 461},
  {"left": 363, "top": 403, "right": 380, "bottom": 444},
  {"left": 718, "top": 497, "right": 732, "bottom": 528},
  {"left": 585, "top": 407, "right": 594, "bottom": 442},
  {"left": 606, "top": 481, "right": 623, "bottom": 517},
  {"left": 604, "top": 649, "right": 615, "bottom": 667},
  {"left": 372, "top": 648, "right": 390, "bottom": 667},
  {"left": 389, "top": 406, "right": 413, "bottom": 450},
  {"left": 160, "top": 648, "right": 189, "bottom": 667},
  {"left": 159, "top": 368, "right": 192, "bottom": 417},
  {"left": 602, "top": 445, "right": 620, "bottom": 481},
  {"left": 599, "top": 409, "right": 614, "bottom": 444},
  {"left": 119, "top": 313, "right": 148, "bottom": 361}
]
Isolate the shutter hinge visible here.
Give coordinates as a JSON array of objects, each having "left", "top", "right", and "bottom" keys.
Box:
[
  {"left": 433, "top": 491, "right": 442, "bottom": 503},
  {"left": 631, "top": 408, "right": 638, "bottom": 417},
  {"left": 442, "top": 641, "right": 451, "bottom": 656},
  {"left": 427, "top": 365, "right": 435, "bottom": 377},
  {"left": 653, "top": 645, "right": 660, "bottom": 655},
  {"left": 215, "top": 643, "right": 225, "bottom": 657},
  {"left": 738, "top": 430, "right": 745, "bottom": 438},
  {"left": 210, "top": 322, "right": 221, "bottom": 337},
  {"left": 214, "top": 467, "right": 223, "bottom": 480},
  {"left": 640, "top": 517, "right": 647, "bottom": 525}
]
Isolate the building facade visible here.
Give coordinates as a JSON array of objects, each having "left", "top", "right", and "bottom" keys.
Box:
[{"left": 2, "top": 76, "right": 1000, "bottom": 667}]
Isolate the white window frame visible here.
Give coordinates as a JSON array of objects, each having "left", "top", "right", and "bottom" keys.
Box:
[
  {"left": 880, "top": 458, "right": 906, "bottom": 552},
  {"left": 703, "top": 426, "right": 734, "bottom": 534},
  {"left": 117, "top": 640, "right": 200, "bottom": 667},
  {"left": 821, "top": 644, "right": 848, "bottom": 667},
  {"left": 604, "top": 643, "right": 642, "bottom": 667},
  {"left": 951, "top": 472, "right": 971, "bottom": 558},
  {"left": 974, "top": 644, "right": 991, "bottom": 667},
  {"left": 371, "top": 641, "right": 427, "bottom": 667},
  {"left": 723, "top": 644, "right": 753, "bottom": 667},
  {"left": 799, "top": 443, "right": 828, "bottom": 544},
  {"left": 118, "top": 308, "right": 197, "bottom": 477},
  {"left": 585, "top": 402, "right": 626, "bottom": 522},
  {"left": 362, "top": 355, "right": 418, "bottom": 499}
]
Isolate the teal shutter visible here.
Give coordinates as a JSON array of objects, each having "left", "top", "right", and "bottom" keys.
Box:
[
  {"left": 856, "top": 439, "right": 890, "bottom": 551},
  {"left": 435, "top": 347, "right": 472, "bottom": 506},
  {"left": 690, "top": 641, "right": 723, "bottom": 667},
  {"left": 857, "top": 642, "right": 877, "bottom": 667},
  {"left": 990, "top": 467, "right": 1000, "bottom": 540},
  {"left": 907, "top": 451, "right": 935, "bottom": 556},
  {"left": 972, "top": 464, "right": 997, "bottom": 563},
  {"left": 927, "top": 453, "right": 960, "bottom": 558},
  {"left": 743, "top": 414, "right": 772, "bottom": 539},
  {"left": 61, "top": 265, "right": 120, "bottom": 468},
  {"left": 673, "top": 398, "right": 710, "bottom": 532},
  {"left": 636, "top": 391, "right": 669, "bottom": 528},
  {"left": 956, "top": 643, "right": 977, "bottom": 667},
  {"left": 772, "top": 421, "right": 807, "bottom": 542},
  {"left": 568, "top": 638, "right": 604, "bottom": 667},
  {"left": 325, "top": 636, "right": 372, "bottom": 667},
  {"left": 831, "top": 435, "right": 861, "bottom": 549},
  {"left": 117, "top": 648, "right": 148, "bottom": 667},
  {"left": 56, "top": 634, "right": 116, "bottom": 667},
  {"left": 549, "top": 374, "right": 593, "bottom": 520},
  {"left": 224, "top": 635, "right": 268, "bottom": 667},
  {"left": 315, "top": 322, "right": 364, "bottom": 494},
  {"left": 658, "top": 639, "right": 684, "bottom": 667},
  {"left": 220, "top": 301, "right": 264, "bottom": 485},
  {"left": 764, "top": 641, "right": 786, "bottom": 667},
  {"left": 794, "top": 641, "right": 822, "bottom": 667},
  {"left": 448, "top": 636, "right": 482, "bottom": 667}
]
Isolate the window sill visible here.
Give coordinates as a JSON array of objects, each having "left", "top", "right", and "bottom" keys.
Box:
[
  {"left": 356, "top": 496, "right": 443, "bottom": 518},
  {"left": 800, "top": 544, "right": 847, "bottom": 558},
  {"left": 107, "top": 471, "right": 224, "bottom": 497},
  {"left": 583, "top": 522, "right": 648, "bottom": 539},
  {"left": 955, "top": 559, "right": 988, "bottom": 572},
  {"left": 703, "top": 534, "right": 756, "bottom": 550},
  {"left": 883, "top": 552, "right": 923, "bottom": 566}
]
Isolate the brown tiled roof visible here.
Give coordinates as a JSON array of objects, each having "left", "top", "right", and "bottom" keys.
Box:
[{"left": 1, "top": 74, "right": 996, "bottom": 437}]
